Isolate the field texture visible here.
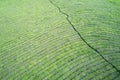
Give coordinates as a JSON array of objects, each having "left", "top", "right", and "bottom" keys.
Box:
[{"left": 0, "top": 0, "right": 120, "bottom": 80}]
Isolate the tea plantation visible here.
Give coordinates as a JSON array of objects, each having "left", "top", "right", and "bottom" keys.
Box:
[{"left": 0, "top": 0, "right": 120, "bottom": 80}]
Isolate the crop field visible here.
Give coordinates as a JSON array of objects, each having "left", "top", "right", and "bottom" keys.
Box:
[{"left": 0, "top": 0, "right": 120, "bottom": 80}]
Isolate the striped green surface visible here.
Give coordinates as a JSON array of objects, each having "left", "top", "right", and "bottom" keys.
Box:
[{"left": 0, "top": 0, "right": 120, "bottom": 80}]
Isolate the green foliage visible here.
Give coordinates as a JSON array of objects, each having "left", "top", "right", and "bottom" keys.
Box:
[{"left": 0, "top": 0, "right": 120, "bottom": 80}]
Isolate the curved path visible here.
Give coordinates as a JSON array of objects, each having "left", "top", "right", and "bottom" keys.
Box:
[{"left": 0, "top": 0, "right": 120, "bottom": 80}]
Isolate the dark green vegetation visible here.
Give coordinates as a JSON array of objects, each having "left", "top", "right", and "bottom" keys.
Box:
[{"left": 0, "top": 0, "right": 120, "bottom": 80}]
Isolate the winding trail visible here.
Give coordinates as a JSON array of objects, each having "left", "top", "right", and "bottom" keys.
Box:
[{"left": 49, "top": 0, "right": 120, "bottom": 74}]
